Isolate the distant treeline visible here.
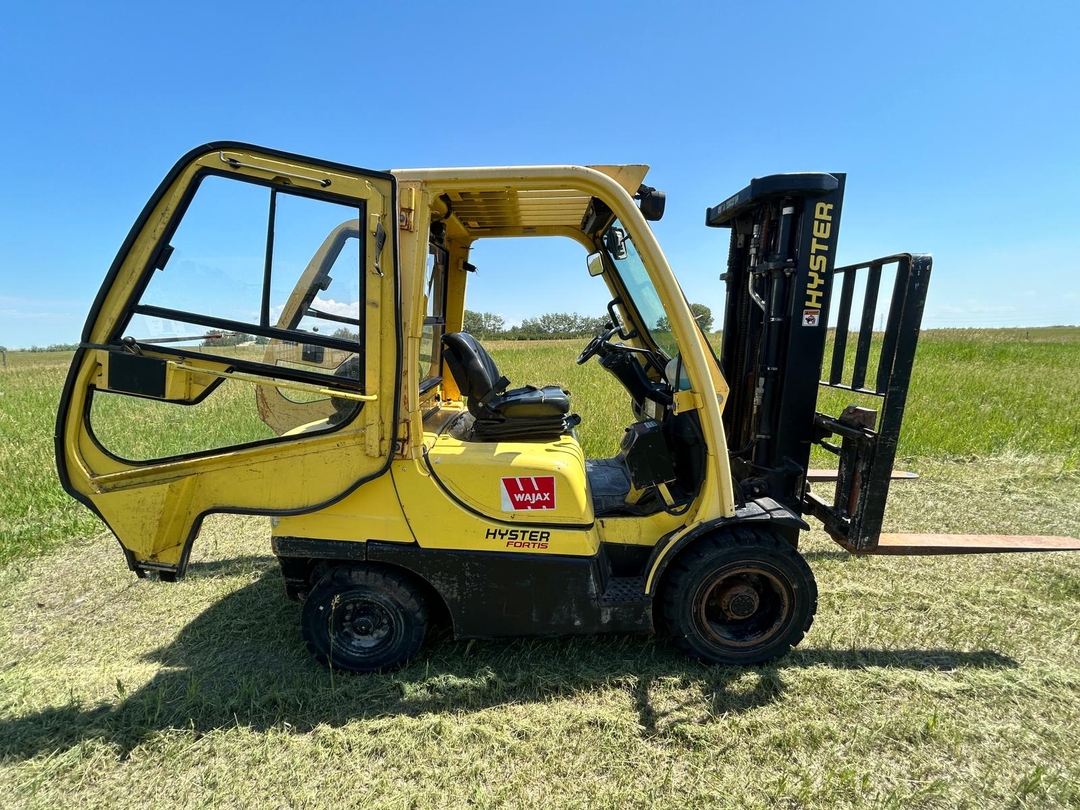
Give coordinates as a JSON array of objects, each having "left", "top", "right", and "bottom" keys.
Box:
[
  {"left": 464, "top": 304, "right": 714, "bottom": 340},
  {"left": 465, "top": 311, "right": 607, "bottom": 340},
  {"left": 6, "top": 343, "right": 80, "bottom": 353},
  {"left": 199, "top": 333, "right": 271, "bottom": 347}
]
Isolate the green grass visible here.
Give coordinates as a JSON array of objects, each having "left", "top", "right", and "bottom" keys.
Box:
[
  {"left": 904, "top": 333, "right": 1080, "bottom": 461},
  {"left": 1, "top": 329, "right": 1079, "bottom": 808},
  {"left": 814, "top": 328, "right": 1080, "bottom": 464},
  {"left": 91, "top": 378, "right": 277, "bottom": 461},
  {"left": 0, "top": 352, "right": 101, "bottom": 564}
]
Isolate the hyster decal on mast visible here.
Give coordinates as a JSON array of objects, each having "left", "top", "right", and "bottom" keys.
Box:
[{"left": 803, "top": 202, "right": 834, "bottom": 325}]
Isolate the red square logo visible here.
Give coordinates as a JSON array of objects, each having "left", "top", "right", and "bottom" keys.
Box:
[{"left": 500, "top": 476, "right": 557, "bottom": 511}]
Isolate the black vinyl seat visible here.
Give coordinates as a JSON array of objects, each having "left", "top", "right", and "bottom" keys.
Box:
[{"left": 440, "top": 332, "right": 578, "bottom": 441}]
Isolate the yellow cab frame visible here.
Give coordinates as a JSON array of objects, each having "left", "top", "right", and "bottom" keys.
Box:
[{"left": 56, "top": 142, "right": 951, "bottom": 672}]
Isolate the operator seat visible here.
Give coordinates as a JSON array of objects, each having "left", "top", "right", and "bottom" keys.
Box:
[{"left": 440, "top": 332, "right": 578, "bottom": 441}]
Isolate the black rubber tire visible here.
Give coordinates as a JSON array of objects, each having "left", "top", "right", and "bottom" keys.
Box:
[
  {"left": 301, "top": 565, "right": 428, "bottom": 673},
  {"left": 662, "top": 526, "right": 817, "bottom": 666}
]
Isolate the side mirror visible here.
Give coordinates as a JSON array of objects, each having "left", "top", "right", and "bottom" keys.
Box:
[{"left": 586, "top": 251, "right": 605, "bottom": 277}]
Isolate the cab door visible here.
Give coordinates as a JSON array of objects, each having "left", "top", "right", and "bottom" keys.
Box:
[{"left": 56, "top": 143, "right": 401, "bottom": 578}]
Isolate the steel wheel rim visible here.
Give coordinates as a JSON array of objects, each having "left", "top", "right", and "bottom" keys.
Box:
[
  {"left": 331, "top": 597, "right": 398, "bottom": 657},
  {"left": 695, "top": 564, "right": 791, "bottom": 649}
]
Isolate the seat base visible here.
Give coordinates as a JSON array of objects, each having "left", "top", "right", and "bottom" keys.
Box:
[
  {"left": 489, "top": 385, "right": 570, "bottom": 419},
  {"left": 448, "top": 411, "right": 580, "bottom": 443},
  {"left": 475, "top": 412, "right": 580, "bottom": 442}
]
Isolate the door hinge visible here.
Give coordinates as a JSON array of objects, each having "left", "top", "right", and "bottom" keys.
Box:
[
  {"left": 672, "top": 389, "right": 704, "bottom": 414},
  {"left": 398, "top": 187, "right": 416, "bottom": 232}
]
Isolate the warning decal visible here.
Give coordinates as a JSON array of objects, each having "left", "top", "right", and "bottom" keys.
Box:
[{"left": 500, "top": 476, "right": 557, "bottom": 511}]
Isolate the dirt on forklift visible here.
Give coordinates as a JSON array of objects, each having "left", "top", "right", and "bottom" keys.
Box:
[{"left": 56, "top": 143, "right": 1080, "bottom": 673}]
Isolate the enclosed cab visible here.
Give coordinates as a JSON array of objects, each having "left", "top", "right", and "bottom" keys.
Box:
[{"left": 57, "top": 143, "right": 1077, "bottom": 673}]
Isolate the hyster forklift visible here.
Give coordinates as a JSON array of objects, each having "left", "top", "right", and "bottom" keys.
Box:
[{"left": 56, "top": 143, "right": 1080, "bottom": 672}]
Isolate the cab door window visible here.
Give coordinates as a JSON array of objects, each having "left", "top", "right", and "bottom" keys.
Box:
[
  {"left": 90, "top": 172, "right": 369, "bottom": 460},
  {"left": 419, "top": 240, "right": 448, "bottom": 392}
]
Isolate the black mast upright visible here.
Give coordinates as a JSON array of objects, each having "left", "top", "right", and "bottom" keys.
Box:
[{"left": 707, "top": 173, "right": 847, "bottom": 514}]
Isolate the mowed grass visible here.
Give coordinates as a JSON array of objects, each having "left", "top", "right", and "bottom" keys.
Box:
[
  {"left": 1, "top": 329, "right": 1079, "bottom": 808},
  {"left": 814, "top": 328, "right": 1080, "bottom": 465},
  {"left": 0, "top": 352, "right": 100, "bottom": 564}
]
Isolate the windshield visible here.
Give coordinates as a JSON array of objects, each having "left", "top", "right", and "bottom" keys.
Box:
[{"left": 601, "top": 220, "right": 679, "bottom": 358}]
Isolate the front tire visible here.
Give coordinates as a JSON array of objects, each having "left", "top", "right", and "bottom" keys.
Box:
[
  {"left": 662, "top": 526, "right": 817, "bottom": 665},
  {"left": 301, "top": 565, "right": 428, "bottom": 673}
]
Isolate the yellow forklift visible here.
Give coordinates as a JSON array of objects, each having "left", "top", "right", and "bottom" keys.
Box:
[{"left": 56, "top": 143, "right": 1080, "bottom": 672}]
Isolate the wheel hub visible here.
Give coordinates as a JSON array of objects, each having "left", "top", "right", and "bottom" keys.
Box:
[
  {"left": 355, "top": 617, "right": 375, "bottom": 635},
  {"left": 340, "top": 602, "right": 392, "bottom": 648},
  {"left": 696, "top": 564, "right": 791, "bottom": 649},
  {"left": 716, "top": 580, "right": 760, "bottom": 619}
]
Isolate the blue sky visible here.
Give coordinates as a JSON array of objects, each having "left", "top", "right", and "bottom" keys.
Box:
[{"left": 1, "top": 1, "right": 1078, "bottom": 348}]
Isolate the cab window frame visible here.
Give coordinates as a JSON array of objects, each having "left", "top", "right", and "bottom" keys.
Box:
[
  {"left": 419, "top": 239, "right": 448, "bottom": 395},
  {"left": 112, "top": 167, "right": 368, "bottom": 394}
]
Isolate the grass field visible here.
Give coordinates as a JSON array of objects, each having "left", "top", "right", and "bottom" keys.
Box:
[{"left": 1, "top": 329, "right": 1079, "bottom": 808}]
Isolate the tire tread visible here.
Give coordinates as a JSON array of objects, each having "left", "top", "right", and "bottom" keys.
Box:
[
  {"left": 661, "top": 526, "right": 817, "bottom": 666},
  {"left": 301, "top": 564, "right": 428, "bottom": 673}
]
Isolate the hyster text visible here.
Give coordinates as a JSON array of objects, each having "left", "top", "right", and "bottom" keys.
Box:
[{"left": 485, "top": 528, "right": 551, "bottom": 549}]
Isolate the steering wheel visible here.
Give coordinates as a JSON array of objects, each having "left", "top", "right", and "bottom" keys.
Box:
[{"left": 576, "top": 326, "right": 619, "bottom": 365}]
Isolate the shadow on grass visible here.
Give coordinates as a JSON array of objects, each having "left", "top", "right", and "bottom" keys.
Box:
[
  {"left": 0, "top": 566, "right": 1018, "bottom": 761},
  {"left": 184, "top": 554, "right": 280, "bottom": 577}
]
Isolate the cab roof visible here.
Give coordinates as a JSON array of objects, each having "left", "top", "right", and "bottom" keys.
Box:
[{"left": 393, "top": 164, "right": 649, "bottom": 236}]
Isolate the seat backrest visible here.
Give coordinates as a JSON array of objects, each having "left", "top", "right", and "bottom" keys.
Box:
[{"left": 441, "top": 332, "right": 508, "bottom": 415}]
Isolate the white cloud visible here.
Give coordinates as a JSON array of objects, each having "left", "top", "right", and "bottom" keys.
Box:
[{"left": 312, "top": 296, "right": 361, "bottom": 319}]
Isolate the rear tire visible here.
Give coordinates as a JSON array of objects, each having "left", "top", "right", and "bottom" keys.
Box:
[
  {"left": 662, "top": 526, "right": 816, "bottom": 665},
  {"left": 301, "top": 565, "right": 428, "bottom": 673}
]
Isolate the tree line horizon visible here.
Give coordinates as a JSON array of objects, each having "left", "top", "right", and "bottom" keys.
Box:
[{"left": 462, "top": 303, "right": 715, "bottom": 340}]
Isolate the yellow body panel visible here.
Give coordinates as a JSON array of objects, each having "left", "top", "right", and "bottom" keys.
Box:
[
  {"left": 391, "top": 457, "right": 599, "bottom": 557},
  {"left": 270, "top": 399, "right": 602, "bottom": 556},
  {"left": 425, "top": 432, "right": 592, "bottom": 527},
  {"left": 270, "top": 474, "right": 414, "bottom": 546},
  {"left": 379, "top": 406, "right": 600, "bottom": 557},
  {"left": 272, "top": 410, "right": 685, "bottom": 562},
  {"left": 596, "top": 512, "right": 685, "bottom": 548}
]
